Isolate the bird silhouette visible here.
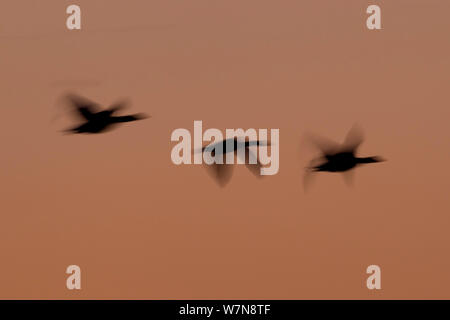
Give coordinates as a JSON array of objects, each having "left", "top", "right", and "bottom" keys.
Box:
[
  {"left": 304, "top": 125, "right": 385, "bottom": 190},
  {"left": 195, "top": 138, "right": 269, "bottom": 187},
  {"left": 62, "top": 94, "right": 148, "bottom": 134}
]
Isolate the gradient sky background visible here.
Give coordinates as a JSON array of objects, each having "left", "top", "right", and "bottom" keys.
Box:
[{"left": 0, "top": 0, "right": 449, "bottom": 299}]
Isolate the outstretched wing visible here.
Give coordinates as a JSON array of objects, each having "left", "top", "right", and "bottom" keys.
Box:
[
  {"left": 341, "top": 124, "right": 364, "bottom": 153},
  {"left": 65, "top": 94, "right": 100, "bottom": 120},
  {"left": 204, "top": 163, "right": 234, "bottom": 187},
  {"left": 304, "top": 132, "right": 341, "bottom": 156},
  {"left": 240, "top": 146, "right": 263, "bottom": 177},
  {"left": 107, "top": 99, "right": 130, "bottom": 114},
  {"left": 341, "top": 169, "right": 355, "bottom": 187},
  {"left": 303, "top": 168, "right": 317, "bottom": 193}
]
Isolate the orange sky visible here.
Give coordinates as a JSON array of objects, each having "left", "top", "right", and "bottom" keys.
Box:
[{"left": 0, "top": 0, "right": 449, "bottom": 299}]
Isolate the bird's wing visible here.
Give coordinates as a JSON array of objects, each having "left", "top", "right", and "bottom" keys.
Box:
[
  {"left": 341, "top": 169, "right": 355, "bottom": 187},
  {"left": 341, "top": 124, "right": 364, "bottom": 153},
  {"left": 303, "top": 169, "right": 317, "bottom": 193},
  {"left": 237, "top": 147, "right": 263, "bottom": 177},
  {"left": 204, "top": 162, "right": 234, "bottom": 187},
  {"left": 304, "top": 132, "right": 341, "bottom": 156},
  {"left": 307, "top": 156, "right": 326, "bottom": 169},
  {"left": 108, "top": 99, "right": 130, "bottom": 114},
  {"left": 244, "top": 161, "right": 262, "bottom": 177},
  {"left": 66, "top": 94, "right": 100, "bottom": 120}
]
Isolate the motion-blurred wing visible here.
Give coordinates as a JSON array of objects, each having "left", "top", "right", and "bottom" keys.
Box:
[
  {"left": 341, "top": 169, "right": 355, "bottom": 187},
  {"left": 108, "top": 99, "right": 130, "bottom": 114},
  {"left": 66, "top": 94, "right": 99, "bottom": 120},
  {"left": 240, "top": 147, "right": 263, "bottom": 178},
  {"left": 204, "top": 163, "right": 234, "bottom": 187},
  {"left": 341, "top": 124, "right": 364, "bottom": 153},
  {"left": 304, "top": 132, "right": 341, "bottom": 156},
  {"left": 303, "top": 169, "right": 317, "bottom": 193},
  {"left": 307, "top": 156, "right": 326, "bottom": 169}
]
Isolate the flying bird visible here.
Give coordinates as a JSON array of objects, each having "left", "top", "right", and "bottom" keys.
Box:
[
  {"left": 304, "top": 125, "right": 385, "bottom": 190},
  {"left": 62, "top": 94, "right": 148, "bottom": 134},
  {"left": 195, "top": 138, "right": 269, "bottom": 187}
]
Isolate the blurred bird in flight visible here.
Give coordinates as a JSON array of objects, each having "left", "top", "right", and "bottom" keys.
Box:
[
  {"left": 304, "top": 125, "right": 385, "bottom": 190},
  {"left": 195, "top": 138, "right": 270, "bottom": 187},
  {"left": 62, "top": 94, "right": 148, "bottom": 134}
]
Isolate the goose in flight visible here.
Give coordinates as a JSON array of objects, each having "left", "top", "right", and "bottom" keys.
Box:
[
  {"left": 196, "top": 138, "right": 269, "bottom": 187},
  {"left": 62, "top": 94, "right": 148, "bottom": 134},
  {"left": 304, "top": 125, "right": 385, "bottom": 189}
]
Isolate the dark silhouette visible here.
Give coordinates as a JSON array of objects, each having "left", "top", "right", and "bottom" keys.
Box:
[
  {"left": 195, "top": 138, "right": 269, "bottom": 187},
  {"left": 62, "top": 94, "right": 148, "bottom": 134},
  {"left": 304, "top": 125, "right": 385, "bottom": 190}
]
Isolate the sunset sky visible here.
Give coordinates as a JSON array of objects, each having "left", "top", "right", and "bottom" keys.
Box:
[{"left": 0, "top": 0, "right": 449, "bottom": 298}]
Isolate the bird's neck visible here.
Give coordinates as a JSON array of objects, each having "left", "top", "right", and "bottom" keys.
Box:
[{"left": 356, "top": 157, "right": 377, "bottom": 163}]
